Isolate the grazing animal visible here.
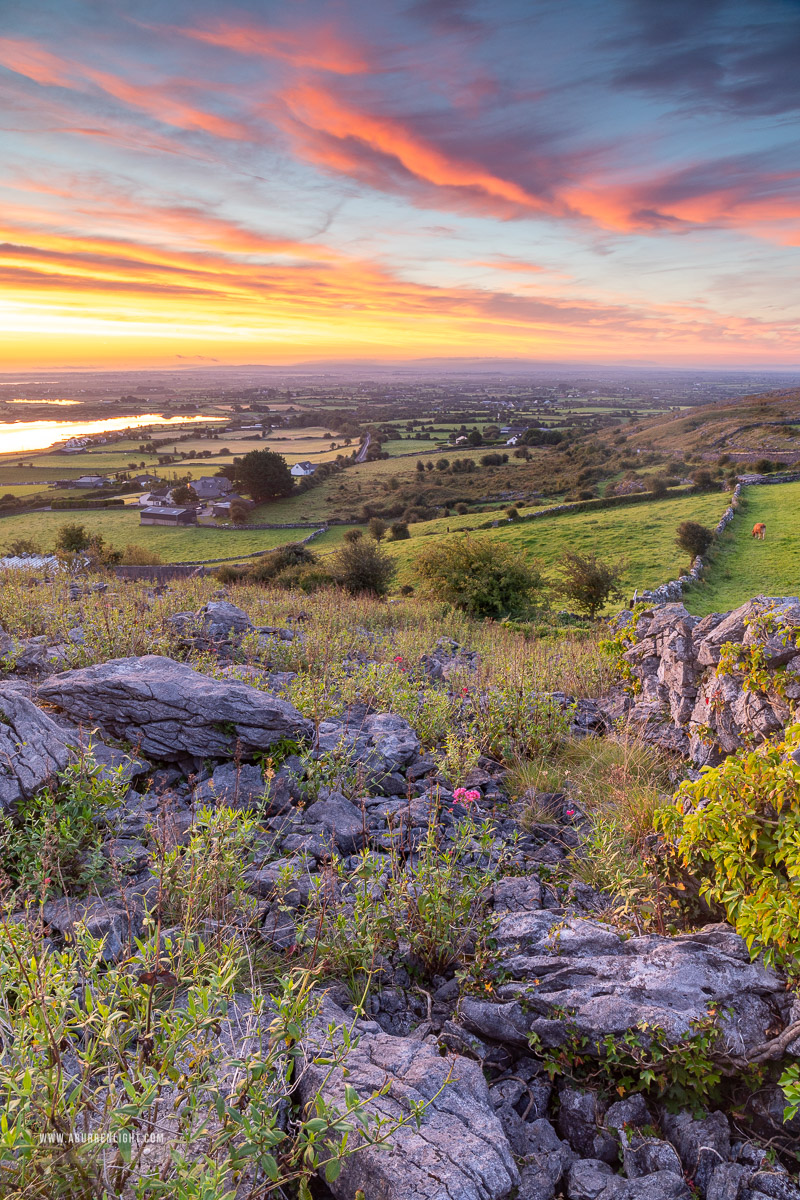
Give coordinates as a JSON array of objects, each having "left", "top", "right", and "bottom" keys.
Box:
[{"left": 752, "top": 523, "right": 766, "bottom": 540}]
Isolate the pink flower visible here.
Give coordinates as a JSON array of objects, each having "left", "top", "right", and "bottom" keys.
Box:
[
  {"left": 453, "top": 787, "right": 480, "bottom": 804},
  {"left": 565, "top": 809, "right": 575, "bottom": 817},
  {"left": 461, "top": 686, "right": 469, "bottom": 696},
  {"left": 393, "top": 655, "right": 403, "bottom": 663}
]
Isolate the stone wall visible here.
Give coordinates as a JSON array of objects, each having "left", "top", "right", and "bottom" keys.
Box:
[
  {"left": 635, "top": 485, "right": 741, "bottom": 606},
  {"left": 621, "top": 595, "right": 800, "bottom": 765}
]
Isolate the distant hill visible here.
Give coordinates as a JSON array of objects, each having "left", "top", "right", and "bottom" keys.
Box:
[{"left": 609, "top": 388, "right": 800, "bottom": 465}]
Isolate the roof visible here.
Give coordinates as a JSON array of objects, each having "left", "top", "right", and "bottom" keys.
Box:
[
  {"left": 140, "top": 506, "right": 196, "bottom": 518},
  {"left": 0, "top": 554, "right": 61, "bottom": 570}
]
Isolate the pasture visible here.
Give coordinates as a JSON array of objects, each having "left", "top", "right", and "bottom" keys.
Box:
[
  {"left": 688, "top": 482, "right": 800, "bottom": 614},
  {"left": 0, "top": 509, "right": 337, "bottom": 562},
  {"left": 384, "top": 490, "right": 731, "bottom": 605}
]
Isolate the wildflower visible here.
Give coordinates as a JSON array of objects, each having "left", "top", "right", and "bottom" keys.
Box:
[
  {"left": 393, "top": 655, "right": 403, "bottom": 663},
  {"left": 461, "top": 686, "right": 469, "bottom": 696},
  {"left": 453, "top": 787, "right": 480, "bottom": 805},
  {"left": 565, "top": 809, "right": 575, "bottom": 817}
]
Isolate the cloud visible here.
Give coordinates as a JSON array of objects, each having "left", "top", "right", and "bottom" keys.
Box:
[
  {"left": 278, "top": 81, "right": 558, "bottom": 216},
  {"left": 180, "top": 20, "right": 370, "bottom": 74},
  {"left": 613, "top": 0, "right": 800, "bottom": 115}
]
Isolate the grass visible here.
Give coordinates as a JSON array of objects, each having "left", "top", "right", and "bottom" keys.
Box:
[
  {"left": 688, "top": 481, "right": 800, "bottom": 614},
  {"left": 0, "top": 510, "right": 327, "bottom": 561},
  {"left": 382, "top": 490, "right": 731, "bottom": 604}
]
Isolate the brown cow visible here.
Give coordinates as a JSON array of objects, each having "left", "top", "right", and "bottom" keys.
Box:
[{"left": 752, "top": 523, "right": 766, "bottom": 539}]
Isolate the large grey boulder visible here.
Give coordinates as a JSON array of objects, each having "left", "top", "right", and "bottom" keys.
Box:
[
  {"left": 0, "top": 686, "right": 146, "bottom": 814},
  {"left": 0, "top": 686, "right": 72, "bottom": 811},
  {"left": 461, "top": 918, "right": 784, "bottom": 1058},
  {"left": 38, "top": 655, "right": 313, "bottom": 762},
  {"left": 299, "top": 997, "right": 519, "bottom": 1200}
]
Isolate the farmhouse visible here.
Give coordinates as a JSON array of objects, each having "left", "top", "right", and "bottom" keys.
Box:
[
  {"left": 290, "top": 461, "right": 317, "bottom": 477},
  {"left": 192, "top": 477, "right": 232, "bottom": 500},
  {"left": 140, "top": 506, "right": 198, "bottom": 527},
  {"left": 74, "top": 475, "right": 112, "bottom": 488}
]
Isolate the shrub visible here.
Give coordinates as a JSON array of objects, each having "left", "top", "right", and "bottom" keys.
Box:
[
  {"left": 55, "top": 522, "right": 89, "bottom": 553},
  {"left": 331, "top": 537, "right": 396, "bottom": 596},
  {"left": 690, "top": 468, "right": 717, "bottom": 491},
  {"left": 675, "top": 520, "right": 713, "bottom": 561},
  {"left": 659, "top": 725, "right": 800, "bottom": 967},
  {"left": 553, "top": 551, "right": 627, "bottom": 619},
  {"left": 455, "top": 502, "right": 469, "bottom": 514},
  {"left": 0, "top": 923, "right": 418, "bottom": 1196},
  {"left": 754, "top": 457, "right": 775, "bottom": 474},
  {"left": 368, "top": 516, "right": 387, "bottom": 541},
  {"left": 648, "top": 475, "right": 669, "bottom": 497},
  {"left": 228, "top": 500, "right": 250, "bottom": 525},
  {"left": 415, "top": 535, "right": 544, "bottom": 618},
  {"left": 343, "top": 528, "right": 363, "bottom": 543},
  {"left": 120, "top": 543, "right": 164, "bottom": 565},
  {"left": 389, "top": 521, "right": 409, "bottom": 540},
  {"left": 248, "top": 542, "right": 318, "bottom": 583},
  {"left": 4, "top": 537, "right": 40, "bottom": 555},
  {"left": 506, "top": 506, "right": 520, "bottom": 520}
]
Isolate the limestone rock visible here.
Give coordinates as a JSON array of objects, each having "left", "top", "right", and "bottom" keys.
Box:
[
  {"left": 38, "top": 655, "right": 313, "bottom": 762},
  {"left": 298, "top": 997, "right": 519, "bottom": 1200}
]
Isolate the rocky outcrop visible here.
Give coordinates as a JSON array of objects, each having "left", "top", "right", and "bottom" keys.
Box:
[
  {"left": 0, "top": 684, "right": 146, "bottom": 814},
  {"left": 38, "top": 655, "right": 313, "bottom": 763},
  {"left": 459, "top": 917, "right": 785, "bottom": 1058},
  {"left": 621, "top": 597, "right": 800, "bottom": 764},
  {"left": 299, "top": 996, "right": 520, "bottom": 1200}
]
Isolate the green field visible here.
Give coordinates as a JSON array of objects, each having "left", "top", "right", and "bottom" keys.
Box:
[
  {"left": 688, "top": 483, "right": 800, "bottom": 614},
  {"left": 383, "top": 491, "right": 731, "bottom": 603},
  {"left": 0, "top": 509, "right": 338, "bottom": 562}
]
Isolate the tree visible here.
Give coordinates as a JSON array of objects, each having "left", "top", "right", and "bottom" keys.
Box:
[
  {"left": 467, "top": 429, "right": 483, "bottom": 446},
  {"left": 648, "top": 475, "right": 669, "bottom": 498},
  {"left": 230, "top": 449, "right": 293, "bottom": 503},
  {"left": 676, "top": 520, "right": 713, "bottom": 561},
  {"left": 331, "top": 538, "right": 396, "bottom": 596},
  {"left": 554, "top": 551, "right": 627, "bottom": 618},
  {"left": 368, "top": 517, "right": 387, "bottom": 542},
  {"left": 170, "top": 483, "right": 195, "bottom": 504},
  {"left": 55, "top": 523, "right": 90, "bottom": 553},
  {"left": 415, "top": 536, "right": 543, "bottom": 618}
]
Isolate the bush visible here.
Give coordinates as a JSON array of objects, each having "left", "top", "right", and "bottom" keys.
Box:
[
  {"left": 455, "top": 502, "right": 469, "bottom": 514},
  {"left": 120, "top": 543, "right": 164, "bottom": 565},
  {"left": 754, "top": 457, "right": 775, "bottom": 474},
  {"left": 368, "top": 516, "right": 387, "bottom": 541},
  {"left": 553, "top": 551, "right": 627, "bottom": 619},
  {"left": 675, "top": 520, "right": 713, "bottom": 561},
  {"left": 659, "top": 725, "right": 800, "bottom": 967},
  {"left": 506, "top": 506, "right": 520, "bottom": 520},
  {"left": 331, "top": 537, "right": 396, "bottom": 596},
  {"left": 690, "top": 468, "right": 717, "bottom": 492},
  {"left": 55, "top": 522, "right": 89, "bottom": 553},
  {"left": 389, "top": 521, "right": 409, "bottom": 540},
  {"left": 415, "top": 535, "right": 544, "bottom": 618},
  {"left": 248, "top": 542, "right": 318, "bottom": 584},
  {"left": 648, "top": 475, "right": 669, "bottom": 497}
]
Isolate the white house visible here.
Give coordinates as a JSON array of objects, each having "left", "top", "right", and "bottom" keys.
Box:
[{"left": 291, "top": 461, "right": 317, "bottom": 477}]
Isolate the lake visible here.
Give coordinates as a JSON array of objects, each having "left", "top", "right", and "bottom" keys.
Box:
[{"left": 0, "top": 414, "right": 217, "bottom": 456}]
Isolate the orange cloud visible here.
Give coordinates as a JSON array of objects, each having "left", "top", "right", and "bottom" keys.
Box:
[
  {"left": 0, "top": 36, "right": 73, "bottom": 86},
  {"left": 182, "top": 20, "right": 370, "bottom": 75},
  {"left": 280, "top": 82, "right": 553, "bottom": 214}
]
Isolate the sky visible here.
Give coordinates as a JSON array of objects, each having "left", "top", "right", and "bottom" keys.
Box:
[{"left": 2, "top": 0, "right": 800, "bottom": 370}]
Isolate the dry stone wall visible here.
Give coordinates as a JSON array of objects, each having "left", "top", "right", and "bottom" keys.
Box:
[{"left": 621, "top": 595, "right": 800, "bottom": 765}]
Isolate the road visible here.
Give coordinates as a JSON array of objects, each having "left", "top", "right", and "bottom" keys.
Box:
[{"left": 354, "top": 433, "right": 371, "bottom": 463}]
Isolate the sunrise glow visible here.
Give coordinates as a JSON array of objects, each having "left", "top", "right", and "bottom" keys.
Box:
[{"left": 2, "top": 1, "right": 800, "bottom": 369}]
